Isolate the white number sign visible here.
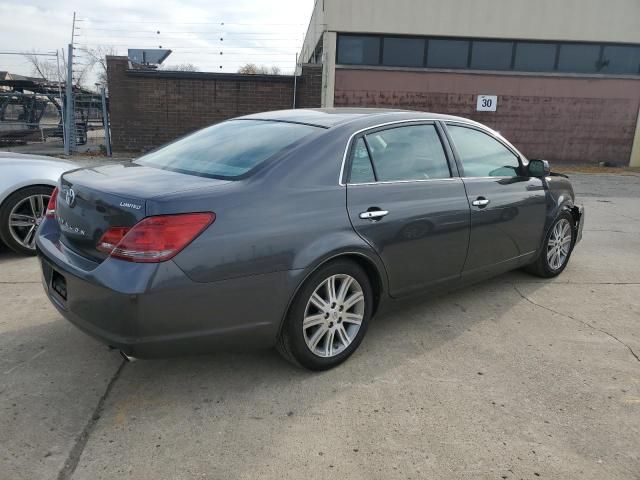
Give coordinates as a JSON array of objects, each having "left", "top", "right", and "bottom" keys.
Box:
[{"left": 477, "top": 95, "right": 498, "bottom": 112}]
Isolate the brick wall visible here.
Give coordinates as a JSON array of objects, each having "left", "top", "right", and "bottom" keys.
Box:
[
  {"left": 106, "top": 57, "right": 322, "bottom": 152},
  {"left": 334, "top": 68, "right": 640, "bottom": 164}
]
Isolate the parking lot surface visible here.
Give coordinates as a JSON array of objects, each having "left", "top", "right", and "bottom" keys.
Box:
[{"left": 1, "top": 173, "right": 638, "bottom": 480}]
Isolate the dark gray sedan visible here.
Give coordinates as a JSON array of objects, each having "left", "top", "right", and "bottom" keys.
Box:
[{"left": 37, "top": 109, "right": 584, "bottom": 370}]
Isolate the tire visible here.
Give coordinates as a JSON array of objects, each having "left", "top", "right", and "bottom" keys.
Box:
[
  {"left": 525, "top": 211, "right": 575, "bottom": 278},
  {"left": 277, "top": 259, "right": 374, "bottom": 371},
  {"left": 0, "top": 186, "right": 53, "bottom": 255}
]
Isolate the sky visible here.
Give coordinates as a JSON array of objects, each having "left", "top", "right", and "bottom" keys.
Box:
[{"left": 0, "top": 0, "right": 315, "bottom": 83}]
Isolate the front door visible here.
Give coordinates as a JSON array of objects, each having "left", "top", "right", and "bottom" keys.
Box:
[
  {"left": 444, "top": 123, "right": 547, "bottom": 274},
  {"left": 345, "top": 123, "right": 470, "bottom": 297}
]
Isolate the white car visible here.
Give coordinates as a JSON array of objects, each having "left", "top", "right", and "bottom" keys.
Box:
[{"left": 0, "top": 153, "right": 77, "bottom": 255}]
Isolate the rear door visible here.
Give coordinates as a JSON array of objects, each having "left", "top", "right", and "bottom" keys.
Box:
[
  {"left": 443, "top": 122, "right": 547, "bottom": 275},
  {"left": 345, "top": 122, "right": 470, "bottom": 297}
]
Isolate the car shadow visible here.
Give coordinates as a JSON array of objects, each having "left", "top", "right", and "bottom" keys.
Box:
[{"left": 1, "top": 263, "right": 547, "bottom": 477}]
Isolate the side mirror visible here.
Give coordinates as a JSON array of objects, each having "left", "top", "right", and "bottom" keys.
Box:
[{"left": 528, "top": 159, "right": 550, "bottom": 178}]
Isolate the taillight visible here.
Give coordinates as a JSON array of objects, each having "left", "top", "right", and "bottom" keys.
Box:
[
  {"left": 46, "top": 187, "right": 58, "bottom": 218},
  {"left": 96, "top": 212, "right": 215, "bottom": 263}
]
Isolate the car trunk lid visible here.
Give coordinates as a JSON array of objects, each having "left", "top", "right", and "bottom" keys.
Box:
[{"left": 56, "top": 163, "right": 228, "bottom": 260}]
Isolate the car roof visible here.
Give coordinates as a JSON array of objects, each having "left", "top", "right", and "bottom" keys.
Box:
[{"left": 238, "top": 108, "right": 479, "bottom": 129}]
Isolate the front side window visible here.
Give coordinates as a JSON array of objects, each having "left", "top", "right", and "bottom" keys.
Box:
[
  {"left": 361, "top": 125, "right": 451, "bottom": 182},
  {"left": 136, "top": 120, "right": 320, "bottom": 179},
  {"left": 447, "top": 125, "right": 520, "bottom": 177}
]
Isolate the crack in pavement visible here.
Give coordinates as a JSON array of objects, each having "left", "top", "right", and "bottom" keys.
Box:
[
  {"left": 57, "top": 359, "right": 127, "bottom": 480},
  {"left": 512, "top": 285, "right": 640, "bottom": 363}
]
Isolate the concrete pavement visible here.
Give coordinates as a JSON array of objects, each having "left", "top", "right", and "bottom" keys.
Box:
[{"left": 0, "top": 173, "right": 638, "bottom": 480}]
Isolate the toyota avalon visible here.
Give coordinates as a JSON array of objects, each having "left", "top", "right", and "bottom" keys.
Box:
[{"left": 37, "top": 109, "right": 584, "bottom": 370}]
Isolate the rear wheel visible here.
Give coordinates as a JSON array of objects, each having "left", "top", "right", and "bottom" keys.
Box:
[
  {"left": 0, "top": 186, "right": 53, "bottom": 255},
  {"left": 278, "top": 260, "right": 373, "bottom": 370},
  {"left": 525, "top": 211, "right": 575, "bottom": 278}
]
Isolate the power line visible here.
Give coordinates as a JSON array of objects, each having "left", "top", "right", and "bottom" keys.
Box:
[
  {"left": 77, "top": 27, "right": 304, "bottom": 33},
  {"left": 80, "top": 19, "right": 310, "bottom": 26},
  {"left": 0, "top": 51, "right": 58, "bottom": 56},
  {"left": 75, "top": 43, "right": 298, "bottom": 51}
]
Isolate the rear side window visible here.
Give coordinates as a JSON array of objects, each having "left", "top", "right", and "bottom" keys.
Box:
[
  {"left": 447, "top": 125, "right": 520, "bottom": 177},
  {"left": 349, "top": 138, "right": 376, "bottom": 183},
  {"left": 363, "top": 125, "right": 451, "bottom": 182},
  {"left": 136, "top": 120, "right": 320, "bottom": 179}
]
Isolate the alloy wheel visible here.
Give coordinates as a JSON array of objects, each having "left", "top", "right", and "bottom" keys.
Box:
[
  {"left": 8, "top": 193, "right": 50, "bottom": 251},
  {"left": 547, "top": 218, "right": 572, "bottom": 270},
  {"left": 303, "top": 274, "right": 365, "bottom": 358}
]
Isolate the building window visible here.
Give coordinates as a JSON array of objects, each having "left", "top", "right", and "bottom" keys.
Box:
[
  {"left": 337, "top": 35, "right": 380, "bottom": 65},
  {"left": 514, "top": 42, "right": 557, "bottom": 72},
  {"left": 427, "top": 39, "right": 470, "bottom": 69},
  {"left": 601, "top": 45, "right": 640, "bottom": 74},
  {"left": 382, "top": 37, "right": 425, "bottom": 67},
  {"left": 557, "top": 43, "right": 601, "bottom": 73},
  {"left": 335, "top": 33, "right": 640, "bottom": 76},
  {"left": 471, "top": 41, "right": 514, "bottom": 70}
]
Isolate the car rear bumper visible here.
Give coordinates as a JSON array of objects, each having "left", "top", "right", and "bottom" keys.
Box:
[{"left": 37, "top": 228, "right": 299, "bottom": 358}]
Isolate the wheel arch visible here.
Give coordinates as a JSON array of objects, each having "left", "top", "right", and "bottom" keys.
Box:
[
  {"left": 277, "top": 250, "right": 388, "bottom": 337},
  {"left": 0, "top": 182, "right": 56, "bottom": 208}
]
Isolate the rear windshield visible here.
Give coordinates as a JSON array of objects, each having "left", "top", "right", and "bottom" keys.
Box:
[{"left": 136, "top": 120, "right": 321, "bottom": 179}]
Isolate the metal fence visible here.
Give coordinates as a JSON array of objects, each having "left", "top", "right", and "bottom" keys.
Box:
[
  {"left": 0, "top": 89, "right": 111, "bottom": 156},
  {"left": 0, "top": 91, "right": 62, "bottom": 145}
]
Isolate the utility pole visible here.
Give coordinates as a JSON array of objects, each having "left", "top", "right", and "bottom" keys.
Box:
[
  {"left": 70, "top": 12, "right": 76, "bottom": 44},
  {"left": 64, "top": 12, "right": 77, "bottom": 155},
  {"left": 56, "top": 50, "right": 66, "bottom": 153},
  {"left": 64, "top": 44, "right": 74, "bottom": 155},
  {"left": 100, "top": 86, "right": 112, "bottom": 156}
]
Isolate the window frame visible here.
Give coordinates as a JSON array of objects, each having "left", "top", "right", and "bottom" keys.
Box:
[
  {"left": 442, "top": 121, "right": 525, "bottom": 179},
  {"left": 344, "top": 121, "right": 458, "bottom": 185}
]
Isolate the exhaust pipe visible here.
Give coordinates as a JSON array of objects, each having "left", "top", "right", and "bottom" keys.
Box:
[{"left": 119, "top": 350, "right": 137, "bottom": 362}]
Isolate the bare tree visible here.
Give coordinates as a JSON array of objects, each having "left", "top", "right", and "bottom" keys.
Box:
[
  {"left": 237, "top": 63, "right": 282, "bottom": 75},
  {"left": 23, "top": 49, "right": 92, "bottom": 88},
  {"left": 79, "top": 46, "right": 120, "bottom": 87},
  {"left": 160, "top": 63, "right": 200, "bottom": 72},
  {"left": 22, "top": 51, "right": 66, "bottom": 83}
]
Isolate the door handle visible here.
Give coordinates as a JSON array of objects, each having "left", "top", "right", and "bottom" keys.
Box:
[
  {"left": 472, "top": 197, "right": 490, "bottom": 207},
  {"left": 359, "top": 210, "right": 389, "bottom": 220}
]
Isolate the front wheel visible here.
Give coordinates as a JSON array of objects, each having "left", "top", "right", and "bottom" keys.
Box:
[
  {"left": 525, "top": 211, "right": 575, "bottom": 278},
  {"left": 277, "top": 260, "right": 374, "bottom": 371}
]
